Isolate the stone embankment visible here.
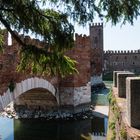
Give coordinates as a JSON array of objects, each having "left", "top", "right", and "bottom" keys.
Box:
[
  {"left": 0, "top": 103, "right": 98, "bottom": 120},
  {"left": 107, "top": 71, "right": 140, "bottom": 140}
]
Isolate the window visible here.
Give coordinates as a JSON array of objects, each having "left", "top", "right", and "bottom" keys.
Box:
[{"left": 134, "top": 56, "right": 137, "bottom": 59}]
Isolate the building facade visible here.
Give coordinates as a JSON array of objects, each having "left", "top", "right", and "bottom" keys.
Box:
[{"left": 104, "top": 50, "right": 140, "bottom": 74}]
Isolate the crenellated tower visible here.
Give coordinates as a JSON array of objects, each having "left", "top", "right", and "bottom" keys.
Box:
[
  {"left": 90, "top": 23, "right": 103, "bottom": 49},
  {"left": 90, "top": 23, "right": 104, "bottom": 86}
]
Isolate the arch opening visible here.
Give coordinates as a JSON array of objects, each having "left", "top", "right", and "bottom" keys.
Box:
[
  {"left": 14, "top": 88, "right": 58, "bottom": 112},
  {"left": 0, "top": 77, "right": 56, "bottom": 111}
]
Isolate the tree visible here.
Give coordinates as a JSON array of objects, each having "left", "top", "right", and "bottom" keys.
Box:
[{"left": 0, "top": 0, "right": 140, "bottom": 76}]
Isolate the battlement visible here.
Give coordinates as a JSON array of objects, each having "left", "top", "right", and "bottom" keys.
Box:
[
  {"left": 75, "top": 33, "right": 90, "bottom": 47},
  {"left": 104, "top": 50, "right": 140, "bottom": 54},
  {"left": 12, "top": 32, "right": 46, "bottom": 48},
  {"left": 18, "top": 33, "right": 90, "bottom": 48},
  {"left": 0, "top": 29, "right": 46, "bottom": 48},
  {"left": 75, "top": 33, "right": 89, "bottom": 40},
  {"left": 1, "top": 29, "right": 91, "bottom": 49},
  {"left": 90, "top": 22, "right": 103, "bottom": 28}
]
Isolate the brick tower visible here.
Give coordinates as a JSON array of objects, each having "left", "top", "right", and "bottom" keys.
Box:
[{"left": 90, "top": 23, "right": 104, "bottom": 86}]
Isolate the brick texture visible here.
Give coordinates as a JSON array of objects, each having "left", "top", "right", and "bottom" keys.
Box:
[{"left": 0, "top": 23, "right": 104, "bottom": 112}]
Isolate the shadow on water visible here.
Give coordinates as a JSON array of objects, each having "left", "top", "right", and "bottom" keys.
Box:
[
  {"left": 0, "top": 115, "right": 108, "bottom": 140},
  {"left": 14, "top": 119, "right": 91, "bottom": 140}
]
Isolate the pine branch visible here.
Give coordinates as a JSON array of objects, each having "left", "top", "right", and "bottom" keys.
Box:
[
  {"left": 0, "top": 14, "right": 25, "bottom": 46},
  {"left": 0, "top": 14, "right": 53, "bottom": 56}
]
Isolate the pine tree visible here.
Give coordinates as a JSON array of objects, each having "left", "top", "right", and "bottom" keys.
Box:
[{"left": 0, "top": 0, "right": 139, "bottom": 76}]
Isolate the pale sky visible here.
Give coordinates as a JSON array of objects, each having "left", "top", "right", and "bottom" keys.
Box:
[
  {"left": 75, "top": 17, "right": 140, "bottom": 51},
  {"left": 7, "top": 14, "right": 140, "bottom": 51}
]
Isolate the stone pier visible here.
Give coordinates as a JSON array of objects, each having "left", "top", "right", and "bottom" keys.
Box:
[
  {"left": 113, "top": 71, "right": 127, "bottom": 87},
  {"left": 117, "top": 72, "right": 134, "bottom": 98},
  {"left": 126, "top": 77, "right": 140, "bottom": 128}
]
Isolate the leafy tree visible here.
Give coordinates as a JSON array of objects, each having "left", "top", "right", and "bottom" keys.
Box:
[{"left": 0, "top": 0, "right": 140, "bottom": 76}]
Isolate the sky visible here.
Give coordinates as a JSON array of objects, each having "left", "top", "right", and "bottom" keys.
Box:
[
  {"left": 8, "top": 18, "right": 140, "bottom": 51},
  {"left": 75, "top": 17, "right": 140, "bottom": 51}
]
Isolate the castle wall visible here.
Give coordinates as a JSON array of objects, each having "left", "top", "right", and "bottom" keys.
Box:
[
  {"left": 0, "top": 23, "right": 105, "bottom": 113},
  {"left": 104, "top": 50, "right": 140, "bottom": 73},
  {"left": 59, "top": 34, "right": 91, "bottom": 112},
  {"left": 90, "top": 23, "right": 104, "bottom": 86},
  {"left": 0, "top": 29, "right": 93, "bottom": 113},
  {"left": 0, "top": 31, "right": 58, "bottom": 95}
]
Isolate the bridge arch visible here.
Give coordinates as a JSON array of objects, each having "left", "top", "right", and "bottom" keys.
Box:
[{"left": 0, "top": 77, "right": 56, "bottom": 111}]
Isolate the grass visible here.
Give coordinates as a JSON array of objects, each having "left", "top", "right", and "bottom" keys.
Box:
[{"left": 107, "top": 90, "right": 127, "bottom": 140}]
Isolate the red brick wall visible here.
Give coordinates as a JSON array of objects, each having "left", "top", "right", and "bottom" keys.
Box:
[
  {"left": 91, "top": 48, "right": 103, "bottom": 75},
  {"left": 90, "top": 23, "right": 103, "bottom": 76},
  {"left": 60, "top": 34, "right": 91, "bottom": 87},
  {"left": 0, "top": 30, "right": 91, "bottom": 95},
  {"left": 0, "top": 31, "right": 59, "bottom": 95}
]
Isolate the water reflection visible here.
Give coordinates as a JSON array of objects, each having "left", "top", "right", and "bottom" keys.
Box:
[
  {"left": 0, "top": 116, "right": 107, "bottom": 140},
  {"left": 0, "top": 117, "right": 14, "bottom": 140}
]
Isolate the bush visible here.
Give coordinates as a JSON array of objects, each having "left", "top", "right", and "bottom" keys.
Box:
[{"left": 120, "top": 127, "right": 127, "bottom": 139}]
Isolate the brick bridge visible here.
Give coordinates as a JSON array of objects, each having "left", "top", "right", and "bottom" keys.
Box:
[{"left": 0, "top": 23, "right": 103, "bottom": 113}]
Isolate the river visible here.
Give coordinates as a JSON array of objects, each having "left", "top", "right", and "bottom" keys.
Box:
[
  {"left": 0, "top": 81, "right": 111, "bottom": 140},
  {"left": 0, "top": 115, "right": 107, "bottom": 140}
]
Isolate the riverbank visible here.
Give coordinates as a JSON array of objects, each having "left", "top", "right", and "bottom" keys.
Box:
[
  {"left": 0, "top": 102, "right": 107, "bottom": 121},
  {"left": 0, "top": 81, "right": 111, "bottom": 120},
  {"left": 107, "top": 88, "right": 140, "bottom": 140}
]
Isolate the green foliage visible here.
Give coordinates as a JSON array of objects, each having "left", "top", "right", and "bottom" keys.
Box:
[
  {"left": 0, "top": 29, "right": 4, "bottom": 52},
  {"left": 108, "top": 91, "right": 118, "bottom": 140},
  {"left": 120, "top": 127, "right": 127, "bottom": 139},
  {"left": 46, "top": 0, "right": 140, "bottom": 25},
  {"left": 109, "top": 121, "right": 115, "bottom": 130},
  {"left": 108, "top": 92, "right": 120, "bottom": 116},
  {"left": 0, "top": 0, "right": 76, "bottom": 76},
  {"left": 17, "top": 48, "right": 78, "bottom": 76},
  {"left": 109, "top": 119, "right": 116, "bottom": 140},
  {"left": 111, "top": 130, "right": 116, "bottom": 140},
  {"left": 107, "top": 89, "right": 113, "bottom": 104},
  {"left": 108, "top": 91, "right": 127, "bottom": 140},
  {"left": 0, "top": 0, "right": 140, "bottom": 76},
  {"left": 99, "top": 0, "right": 140, "bottom": 24}
]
